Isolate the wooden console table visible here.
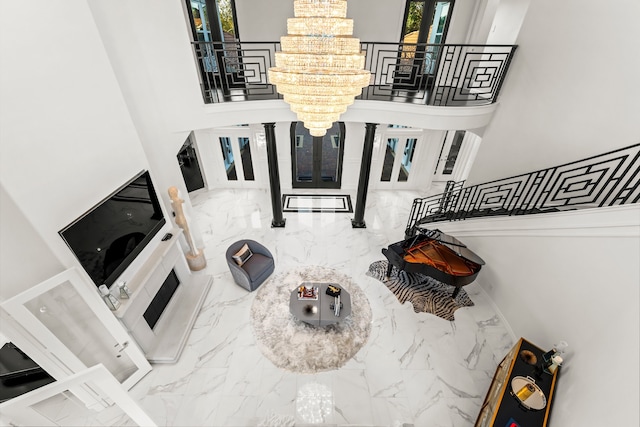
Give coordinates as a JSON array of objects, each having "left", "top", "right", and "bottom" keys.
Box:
[{"left": 475, "top": 337, "right": 559, "bottom": 427}]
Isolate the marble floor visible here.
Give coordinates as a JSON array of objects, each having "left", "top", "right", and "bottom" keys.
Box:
[{"left": 49, "top": 188, "right": 515, "bottom": 427}]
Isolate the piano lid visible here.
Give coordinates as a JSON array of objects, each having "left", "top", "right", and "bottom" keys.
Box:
[{"left": 414, "top": 228, "right": 486, "bottom": 266}]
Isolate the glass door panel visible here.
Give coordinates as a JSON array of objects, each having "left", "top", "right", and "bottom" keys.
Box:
[
  {"left": 238, "top": 137, "right": 254, "bottom": 181},
  {"left": 381, "top": 138, "right": 399, "bottom": 182},
  {"left": 219, "top": 137, "right": 237, "bottom": 180},
  {"left": 398, "top": 0, "right": 454, "bottom": 90},
  {"left": 184, "top": 0, "right": 242, "bottom": 93},
  {"left": 294, "top": 128, "right": 313, "bottom": 184},
  {"left": 23, "top": 282, "right": 137, "bottom": 384},
  {"left": 212, "top": 129, "right": 258, "bottom": 187},
  {"left": 442, "top": 131, "right": 464, "bottom": 174},
  {"left": 398, "top": 138, "right": 417, "bottom": 182},
  {"left": 377, "top": 133, "right": 423, "bottom": 188},
  {"left": 321, "top": 125, "right": 342, "bottom": 183},
  {"left": 433, "top": 130, "right": 465, "bottom": 181},
  {"left": 189, "top": 0, "right": 211, "bottom": 42}
]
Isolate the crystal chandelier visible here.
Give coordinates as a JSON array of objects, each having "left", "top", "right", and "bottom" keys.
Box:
[{"left": 268, "top": 0, "right": 370, "bottom": 137}]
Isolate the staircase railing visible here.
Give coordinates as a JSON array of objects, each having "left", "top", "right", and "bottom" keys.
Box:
[{"left": 405, "top": 143, "right": 640, "bottom": 237}]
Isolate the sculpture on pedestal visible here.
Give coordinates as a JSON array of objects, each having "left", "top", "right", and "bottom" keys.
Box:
[{"left": 168, "top": 186, "right": 206, "bottom": 271}]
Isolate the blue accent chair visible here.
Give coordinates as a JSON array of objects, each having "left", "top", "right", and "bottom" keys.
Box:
[{"left": 225, "top": 239, "right": 275, "bottom": 291}]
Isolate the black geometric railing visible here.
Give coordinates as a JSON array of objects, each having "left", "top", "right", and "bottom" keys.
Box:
[
  {"left": 191, "top": 41, "right": 517, "bottom": 106},
  {"left": 405, "top": 143, "right": 640, "bottom": 237}
]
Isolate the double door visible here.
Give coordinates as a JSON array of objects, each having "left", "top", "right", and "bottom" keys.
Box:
[
  {"left": 215, "top": 128, "right": 260, "bottom": 187},
  {"left": 375, "top": 130, "right": 424, "bottom": 189},
  {"left": 1, "top": 268, "right": 151, "bottom": 409},
  {"left": 291, "top": 122, "right": 345, "bottom": 189}
]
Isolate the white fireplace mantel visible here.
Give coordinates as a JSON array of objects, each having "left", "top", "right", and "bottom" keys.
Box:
[{"left": 112, "top": 228, "right": 211, "bottom": 363}]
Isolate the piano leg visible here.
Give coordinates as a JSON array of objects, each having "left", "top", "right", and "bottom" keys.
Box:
[{"left": 451, "top": 286, "right": 461, "bottom": 299}]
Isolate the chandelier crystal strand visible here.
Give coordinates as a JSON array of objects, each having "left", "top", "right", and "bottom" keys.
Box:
[{"left": 269, "top": 0, "right": 370, "bottom": 137}]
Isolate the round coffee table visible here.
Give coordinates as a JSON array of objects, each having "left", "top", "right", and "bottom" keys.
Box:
[{"left": 289, "top": 282, "right": 351, "bottom": 326}]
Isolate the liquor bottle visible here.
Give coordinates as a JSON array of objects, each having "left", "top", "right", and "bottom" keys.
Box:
[{"left": 99, "top": 285, "right": 120, "bottom": 310}]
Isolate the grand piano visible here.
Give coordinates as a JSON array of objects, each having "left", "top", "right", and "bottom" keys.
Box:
[{"left": 382, "top": 228, "right": 485, "bottom": 298}]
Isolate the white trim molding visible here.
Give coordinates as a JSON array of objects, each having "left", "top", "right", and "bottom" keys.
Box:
[{"left": 433, "top": 205, "right": 640, "bottom": 238}]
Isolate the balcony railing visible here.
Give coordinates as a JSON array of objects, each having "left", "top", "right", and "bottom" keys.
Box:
[
  {"left": 405, "top": 143, "right": 640, "bottom": 237},
  {"left": 191, "top": 41, "right": 518, "bottom": 106}
]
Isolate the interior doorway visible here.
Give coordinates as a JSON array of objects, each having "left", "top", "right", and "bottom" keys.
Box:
[
  {"left": 290, "top": 122, "right": 345, "bottom": 189},
  {"left": 432, "top": 130, "right": 481, "bottom": 184},
  {"left": 177, "top": 134, "right": 206, "bottom": 192},
  {"left": 375, "top": 128, "right": 424, "bottom": 189}
]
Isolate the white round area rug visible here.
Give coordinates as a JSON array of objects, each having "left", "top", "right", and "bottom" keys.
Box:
[{"left": 250, "top": 266, "right": 372, "bottom": 373}]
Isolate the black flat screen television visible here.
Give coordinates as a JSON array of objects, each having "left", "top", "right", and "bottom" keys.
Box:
[{"left": 59, "top": 170, "right": 166, "bottom": 289}]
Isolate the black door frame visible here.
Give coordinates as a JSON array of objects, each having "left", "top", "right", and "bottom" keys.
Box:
[{"left": 290, "top": 122, "right": 346, "bottom": 189}]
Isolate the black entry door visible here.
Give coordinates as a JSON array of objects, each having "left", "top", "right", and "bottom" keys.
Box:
[{"left": 291, "top": 122, "right": 345, "bottom": 189}]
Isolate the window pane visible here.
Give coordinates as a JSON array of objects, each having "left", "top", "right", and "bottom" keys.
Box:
[
  {"left": 430, "top": 2, "right": 451, "bottom": 44},
  {"left": 381, "top": 138, "right": 398, "bottom": 182},
  {"left": 190, "top": 1, "right": 211, "bottom": 42},
  {"left": 443, "top": 131, "right": 464, "bottom": 175},
  {"left": 295, "top": 123, "right": 313, "bottom": 183},
  {"left": 216, "top": 0, "right": 235, "bottom": 38},
  {"left": 321, "top": 123, "right": 341, "bottom": 183},
  {"left": 398, "top": 138, "right": 417, "bottom": 182},
  {"left": 238, "top": 137, "right": 254, "bottom": 181},
  {"left": 219, "top": 137, "right": 237, "bottom": 180}
]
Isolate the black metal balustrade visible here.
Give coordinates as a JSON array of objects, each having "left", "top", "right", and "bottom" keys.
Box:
[
  {"left": 191, "top": 41, "right": 517, "bottom": 106},
  {"left": 405, "top": 144, "right": 640, "bottom": 238}
]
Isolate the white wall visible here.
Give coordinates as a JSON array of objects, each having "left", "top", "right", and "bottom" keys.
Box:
[
  {"left": 0, "top": 187, "right": 64, "bottom": 301},
  {"left": 467, "top": 0, "right": 640, "bottom": 184},
  {"left": 237, "top": 0, "right": 480, "bottom": 44},
  {"left": 486, "top": 0, "right": 530, "bottom": 44},
  {"left": 0, "top": 0, "right": 158, "bottom": 293},
  {"left": 437, "top": 206, "right": 640, "bottom": 426},
  {"left": 235, "top": 0, "right": 292, "bottom": 41}
]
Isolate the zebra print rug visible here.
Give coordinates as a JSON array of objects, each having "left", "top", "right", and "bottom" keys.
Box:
[{"left": 367, "top": 260, "right": 474, "bottom": 321}]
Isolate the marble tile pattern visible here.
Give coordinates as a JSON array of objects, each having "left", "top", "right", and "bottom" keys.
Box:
[{"left": 62, "top": 189, "right": 515, "bottom": 427}]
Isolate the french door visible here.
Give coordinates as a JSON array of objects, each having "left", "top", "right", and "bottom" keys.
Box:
[
  {"left": 0, "top": 268, "right": 151, "bottom": 407},
  {"left": 290, "top": 122, "right": 345, "bottom": 189},
  {"left": 396, "top": 0, "right": 454, "bottom": 91},
  {"left": 433, "top": 130, "right": 466, "bottom": 181},
  {"left": 375, "top": 131, "right": 423, "bottom": 189},
  {"left": 432, "top": 129, "right": 482, "bottom": 184},
  {"left": 216, "top": 128, "right": 259, "bottom": 187}
]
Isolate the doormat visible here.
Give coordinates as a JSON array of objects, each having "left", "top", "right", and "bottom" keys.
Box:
[
  {"left": 366, "top": 260, "right": 474, "bottom": 321},
  {"left": 282, "top": 194, "right": 353, "bottom": 213}
]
